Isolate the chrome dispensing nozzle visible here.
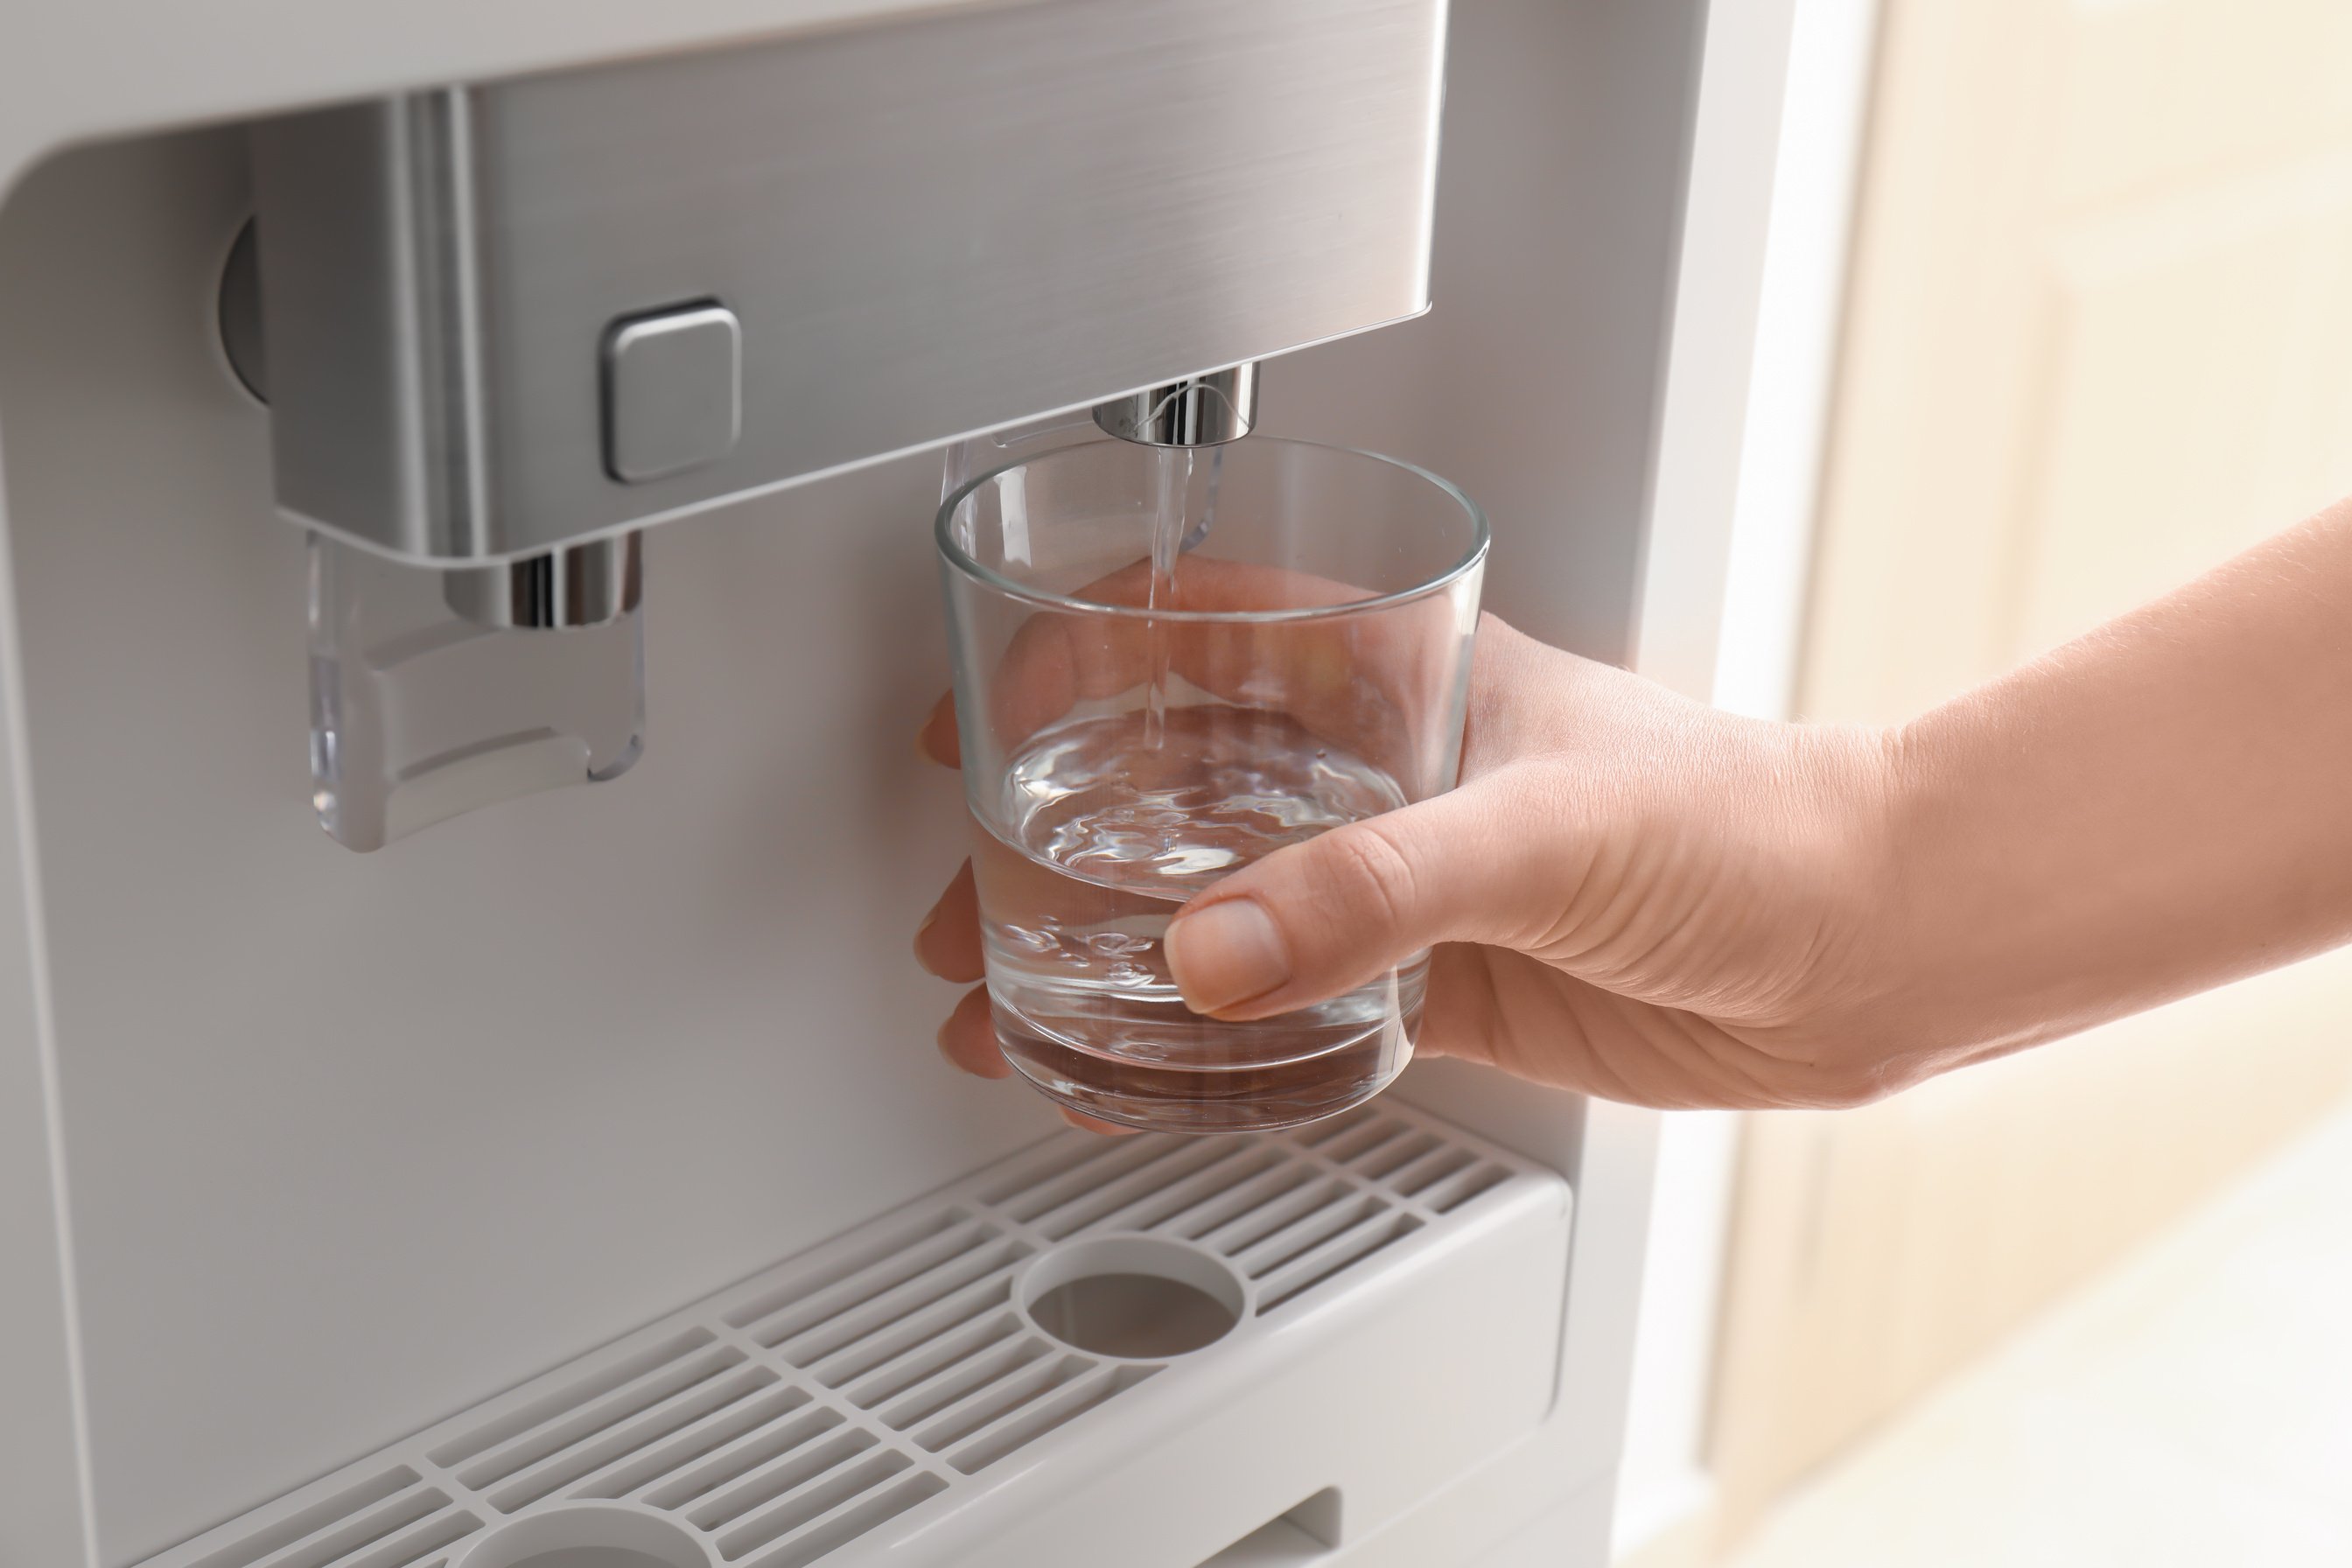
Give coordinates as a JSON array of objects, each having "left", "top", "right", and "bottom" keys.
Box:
[
  {"left": 1091, "top": 364, "right": 1258, "bottom": 447},
  {"left": 441, "top": 534, "right": 644, "bottom": 629}
]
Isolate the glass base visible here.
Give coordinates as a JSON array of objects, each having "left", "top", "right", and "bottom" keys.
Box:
[{"left": 995, "top": 1004, "right": 1415, "bottom": 1135}]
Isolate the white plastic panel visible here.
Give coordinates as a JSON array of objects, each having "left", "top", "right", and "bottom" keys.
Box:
[
  {"left": 0, "top": 1, "right": 1807, "bottom": 1563},
  {"left": 0, "top": 130, "right": 1055, "bottom": 1565}
]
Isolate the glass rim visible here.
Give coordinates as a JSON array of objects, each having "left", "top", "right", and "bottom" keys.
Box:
[{"left": 934, "top": 435, "right": 1490, "bottom": 625}]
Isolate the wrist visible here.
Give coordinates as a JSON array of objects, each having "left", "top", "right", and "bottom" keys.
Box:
[
  {"left": 1773, "top": 717, "right": 1941, "bottom": 1094},
  {"left": 1825, "top": 712, "right": 2019, "bottom": 1084}
]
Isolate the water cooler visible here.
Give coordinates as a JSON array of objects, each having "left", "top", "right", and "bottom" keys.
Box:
[{"left": 0, "top": 1, "right": 1800, "bottom": 1564}]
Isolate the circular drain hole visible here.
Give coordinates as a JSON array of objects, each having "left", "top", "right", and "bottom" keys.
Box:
[
  {"left": 1017, "top": 1235, "right": 1246, "bottom": 1360},
  {"left": 456, "top": 1506, "right": 709, "bottom": 1568}
]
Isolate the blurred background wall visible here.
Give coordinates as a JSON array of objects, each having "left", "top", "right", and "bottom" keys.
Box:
[{"left": 1615, "top": 0, "right": 2352, "bottom": 1561}]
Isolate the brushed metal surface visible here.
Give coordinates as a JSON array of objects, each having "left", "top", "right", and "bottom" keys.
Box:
[{"left": 252, "top": 0, "right": 1446, "bottom": 564}]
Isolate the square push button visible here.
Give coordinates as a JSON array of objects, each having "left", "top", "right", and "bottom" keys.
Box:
[{"left": 601, "top": 302, "right": 742, "bottom": 484}]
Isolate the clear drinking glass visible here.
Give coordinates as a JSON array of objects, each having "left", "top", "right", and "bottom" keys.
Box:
[{"left": 937, "top": 436, "right": 1487, "bottom": 1133}]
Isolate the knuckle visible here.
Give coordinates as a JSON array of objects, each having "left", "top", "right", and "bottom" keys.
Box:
[{"left": 1318, "top": 820, "right": 1421, "bottom": 941}]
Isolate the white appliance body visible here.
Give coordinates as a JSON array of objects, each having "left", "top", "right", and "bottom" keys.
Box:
[{"left": 0, "top": 2, "right": 1799, "bottom": 1564}]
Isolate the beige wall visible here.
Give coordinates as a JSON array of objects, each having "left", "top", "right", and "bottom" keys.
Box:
[{"left": 1707, "top": 0, "right": 2352, "bottom": 1545}]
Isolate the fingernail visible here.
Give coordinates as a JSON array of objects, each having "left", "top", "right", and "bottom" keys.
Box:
[
  {"left": 913, "top": 906, "right": 941, "bottom": 970},
  {"left": 1165, "top": 899, "right": 1291, "bottom": 1015}
]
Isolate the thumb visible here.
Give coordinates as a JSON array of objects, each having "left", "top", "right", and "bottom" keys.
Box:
[{"left": 1163, "top": 773, "right": 1551, "bottom": 1020}]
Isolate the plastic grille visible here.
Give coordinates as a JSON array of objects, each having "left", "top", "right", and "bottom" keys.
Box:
[{"left": 144, "top": 1103, "right": 1530, "bottom": 1568}]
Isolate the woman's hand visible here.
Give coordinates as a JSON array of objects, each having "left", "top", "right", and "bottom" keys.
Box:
[
  {"left": 916, "top": 613, "right": 1910, "bottom": 1112},
  {"left": 918, "top": 500, "right": 2352, "bottom": 1114}
]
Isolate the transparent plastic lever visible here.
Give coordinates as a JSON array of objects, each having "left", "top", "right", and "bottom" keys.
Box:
[{"left": 307, "top": 534, "right": 646, "bottom": 851}]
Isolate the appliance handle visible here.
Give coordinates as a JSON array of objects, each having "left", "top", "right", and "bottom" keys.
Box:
[{"left": 1199, "top": 1493, "right": 1341, "bottom": 1565}]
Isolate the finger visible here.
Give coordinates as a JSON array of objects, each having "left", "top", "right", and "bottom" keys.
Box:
[
  {"left": 918, "top": 692, "right": 961, "bottom": 768},
  {"left": 936, "top": 985, "right": 1014, "bottom": 1079},
  {"left": 914, "top": 861, "right": 985, "bottom": 983},
  {"left": 1163, "top": 767, "right": 1577, "bottom": 1021}
]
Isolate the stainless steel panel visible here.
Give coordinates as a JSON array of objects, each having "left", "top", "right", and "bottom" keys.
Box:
[{"left": 252, "top": 0, "right": 1446, "bottom": 564}]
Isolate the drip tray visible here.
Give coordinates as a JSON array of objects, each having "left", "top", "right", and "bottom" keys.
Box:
[{"left": 142, "top": 1102, "right": 1572, "bottom": 1568}]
